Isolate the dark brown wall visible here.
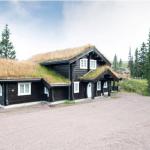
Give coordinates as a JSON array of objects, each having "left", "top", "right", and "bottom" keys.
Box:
[
  {"left": 72, "top": 52, "right": 106, "bottom": 81},
  {"left": 94, "top": 82, "right": 102, "bottom": 97},
  {"left": 0, "top": 83, "right": 5, "bottom": 105},
  {"left": 7, "top": 82, "right": 47, "bottom": 105},
  {"left": 53, "top": 86, "right": 68, "bottom": 101},
  {"left": 48, "top": 64, "right": 69, "bottom": 78},
  {"left": 73, "top": 82, "right": 87, "bottom": 99}
]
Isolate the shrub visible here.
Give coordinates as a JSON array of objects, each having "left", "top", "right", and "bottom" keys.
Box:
[{"left": 119, "top": 79, "right": 149, "bottom": 96}]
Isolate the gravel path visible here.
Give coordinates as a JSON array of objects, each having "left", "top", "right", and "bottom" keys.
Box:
[{"left": 0, "top": 93, "right": 150, "bottom": 150}]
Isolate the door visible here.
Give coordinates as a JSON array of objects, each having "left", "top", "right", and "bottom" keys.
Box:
[{"left": 87, "top": 82, "right": 92, "bottom": 98}]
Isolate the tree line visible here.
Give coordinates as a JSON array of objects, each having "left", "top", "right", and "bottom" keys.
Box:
[
  {"left": 128, "top": 32, "right": 150, "bottom": 93},
  {"left": 0, "top": 24, "right": 16, "bottom": 59},
  {"left": 112, "top": 54, "right": 123, "bottom": 71}
]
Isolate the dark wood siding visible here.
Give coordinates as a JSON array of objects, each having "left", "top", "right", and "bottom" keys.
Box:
[
  {"left": 0, "top": 83, "right": 5, "bottom": 105},
  {"left": 53, "top": 87, "right": 68, "bottom": 101},
  {"left": 95, "top": 82, "right": 102, "bottom": 97},
  {"left": 72, "top": 56, "right": 88, "bottom": 80},
  {"left": 48, "top": 64, "right": 69, "bottom": 78},
  {"left": 7, "top": 82, "right": 47, "bottom": 105},
  {"left": 72, "top": 52, "right": 107, "bottom": 81},
  {"left": 73, "top": 82, "right": 87, "bottom": 99}
]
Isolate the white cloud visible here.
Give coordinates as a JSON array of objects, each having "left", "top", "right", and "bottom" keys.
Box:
[
  {"left": 61, "top": 1, "right": 150, "bottom": 61},
  {"left": 1, "top": 1, "right": 150, "bottom": 61}
]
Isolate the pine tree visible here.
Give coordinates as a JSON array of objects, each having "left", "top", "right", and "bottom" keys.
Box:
[
  {"left": 146, "top": 31, "right": 150, "bottom": 94},
  {"left": 138, "top": 42, "right": 147, "bottom": 78},
  {"left": 119, "top": 58, "right": 123, "bottom": 68},
  {"left": 112, "top": 54, "right": 118, "bottom": 71},
  {"left": 128, "top": 48, "right": 134, "bottom": 77},
  {"left": 0, "top": 24, "right": 16, "bottom": 59},
  {"left": 134, "top": 48, "right": 140, "bottom": 78}
]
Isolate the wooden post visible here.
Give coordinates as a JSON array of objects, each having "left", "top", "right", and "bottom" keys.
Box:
[
  {"left": 108, "top": 81, "right": 111, "bottom": 96},
  {"left": 101, "top": 81, "right": 104, "bottom": 96},
  {"left": 51, "top": 88, "right": 54, "bottom": 102},
  {"left": 92, "top": 82, "right": 95, "bottom": 99}
]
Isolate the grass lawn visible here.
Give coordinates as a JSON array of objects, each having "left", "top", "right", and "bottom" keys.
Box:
[{"left": 119, "top": 79, "right": 149, "bottom": 96}]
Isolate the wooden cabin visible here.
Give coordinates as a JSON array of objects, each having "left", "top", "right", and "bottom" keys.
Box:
[{"left": 0, "top": 45, "right": 120, "bottom": 106}]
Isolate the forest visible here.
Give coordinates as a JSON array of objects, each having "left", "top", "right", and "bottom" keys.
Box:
[{"left": 112, "top": 31, "right": 150, "bottom": 95}]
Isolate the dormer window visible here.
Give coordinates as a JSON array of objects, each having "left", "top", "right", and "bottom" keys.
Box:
[
  {"left": 90, "top": 59, "right": 97, "bottom": 70},
  {"left": 80, "top": 58, "right": 88, "bottom": 69}
]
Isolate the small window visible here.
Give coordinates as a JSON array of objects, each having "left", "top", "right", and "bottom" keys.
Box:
[
  {"left": 18, "top": 82, "right": 31, "bottom": 96},
  {"left": 90, "top": 59, "right": 97, "bottom": 70},
  {"left": 0, "top": 84, "right": 2, "bottom": 96},
  {"left": 97, "top": 81, "right": 101, "bottom": 91},
  {"left": 80, "top": 58, "right": 88, "bottom": 69},
  {"left": 74, "top": 81, "right": 79, "bottom": 93},
  {"left": 104, "top": 82, "right": 108, "bottom": 88},
  {"left": 44, "top": 87, "right": 49, "bottom": 97}
]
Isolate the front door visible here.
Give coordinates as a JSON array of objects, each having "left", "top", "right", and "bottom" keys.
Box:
[{"left": 87, "top": 82, "right": 92, "bottom": 98}]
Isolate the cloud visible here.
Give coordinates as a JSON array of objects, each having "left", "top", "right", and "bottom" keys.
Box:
[
  {"left": 1, "top": 1, "right": 150, "bottom": 61},
  {"left": 61, "top": 1, "right": 150, "bottom": 61}
]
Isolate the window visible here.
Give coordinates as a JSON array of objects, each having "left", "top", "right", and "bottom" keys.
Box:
[
  {"left": 44, "top": 87, "right": 49, "bottom": 97},
  {"left": 18, "top": 82, "right": 31, "bottom": 96},
  {"left": 90, "top": 59, "right": 97, "bottom": 69},
  {"left": 104, "top": 82, "right": 108, "bottom": 88},
  {"left": 0, "top": 84, "right": 2, "bottom": 96},
  {"left": 80, "top": 58, "right": 88, "bottom": 69},
  {"left": 97, "top": 81, "right": 101, "bottom": 91},
  {"left": 74, "top": 82, "right": 79, "bottom": 93}
]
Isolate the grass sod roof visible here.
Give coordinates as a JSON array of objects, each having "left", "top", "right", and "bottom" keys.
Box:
[
  {"left": 0, "top": 59, "right": 70, "bottom": 84},
  {"left": 80, "top": 65, "right": 120, "bottom": 81},
  {"left": 30, "top": 44, "right": 95, "bottom": 63}
]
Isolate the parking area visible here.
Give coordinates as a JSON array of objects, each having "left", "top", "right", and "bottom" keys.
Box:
[{"left": 0, "top": 93, "right": 150, "bottom": 150}]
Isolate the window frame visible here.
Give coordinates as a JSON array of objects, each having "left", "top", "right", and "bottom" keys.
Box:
[
  {"left": 104, "top": 82, "right": 108, "bottom": 88},
  {"left": 44, "top": 87, "right": 49, "bottom": 97},
  {"left": 97, "top": 81, "right": 101, "bottom": 91},
  {"left": 74, "top": 81, "right": 79, "bottom": 93},
  {"left": 90, "top": 59, "right": 97, "bottom": 70},
  {"left": 18, "top": 82, "right": 31, "bottom": 96},
  {"left": 0, "top": 84, "right": 2, "bottom": 96},
  {"left": 80, "top": 58, "right": 88, "bottom": 69}
]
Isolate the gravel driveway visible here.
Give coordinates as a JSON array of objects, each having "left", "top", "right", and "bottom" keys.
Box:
[{"left": 0, "top": 92, "right": 150, "bottom": 150}]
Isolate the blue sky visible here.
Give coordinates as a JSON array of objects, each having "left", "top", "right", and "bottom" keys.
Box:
[{"left": 0, "top": 1, "right": 150, "bottom": 61}]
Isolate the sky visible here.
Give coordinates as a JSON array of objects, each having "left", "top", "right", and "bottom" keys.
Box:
[{"left": 0, "top": 1, "right": 150, "bottom": 61}]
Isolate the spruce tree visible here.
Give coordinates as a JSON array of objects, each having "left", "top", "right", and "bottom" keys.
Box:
[
  {"left": 146, "top": 32, "right": 150, "bottom": 94},
  {"left": 134, "top": 48, "right": 140, "bottom": 78},
  {"left": 112, "top": 54, "right": 118, "bottom": 71},
  {"left": 139, "top": 42, "right": 147, "bottom": 78},
  {"left": 128, "top": 48, "right": 134, "bottom": 77},
  {"left": 119, "top": 58, "right": 123, "bottom": 68},
  {"left": 0, "top": 24, "right": 16, "bottom": 59}
]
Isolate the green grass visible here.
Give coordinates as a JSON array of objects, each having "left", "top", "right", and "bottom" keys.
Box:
[
  {"left": 64, "top": 100, "right": 75, "bottom": 105},
  {"left": 119, "top": 79, "right": 149, "bottom": 96},
  {"left": 34, "top": 65, "right": 70, "bottom": 84}
]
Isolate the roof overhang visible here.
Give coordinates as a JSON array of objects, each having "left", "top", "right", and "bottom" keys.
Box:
[
  {"left": 0, "top": 78, "right": 41, "bottom": 82},
  {"left": 80, "top": 66, "right": 120, "bottom": 82}
]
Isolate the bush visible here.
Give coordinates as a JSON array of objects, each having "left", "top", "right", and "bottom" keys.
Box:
[{"left": 119, "top": 79, "right": 149, "bottom": 96}]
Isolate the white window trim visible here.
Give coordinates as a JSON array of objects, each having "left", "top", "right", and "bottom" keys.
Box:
[
  {"left": 104, "top": 82, "right": 108, "bottom": 88},
  {"left": 74, "top": 81, "right": 79, "bottom": 93},
  {"left": 18, "top": 82, "right": 31, "bottom": 96},
  {"left": 97, "top": 81, "right": 101, "bottom": 91},
  {"left": 0, "top": 84, "right": 2, "bottom": 96},
  {"left": 90, "top": 59, "right": 97, "bottom": 70},
  {"left": 44, "top": 87, "right": 49, "bottom": 97},
  {"left": 80, "top": 58, "right": 88, "bottom": 69}
]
